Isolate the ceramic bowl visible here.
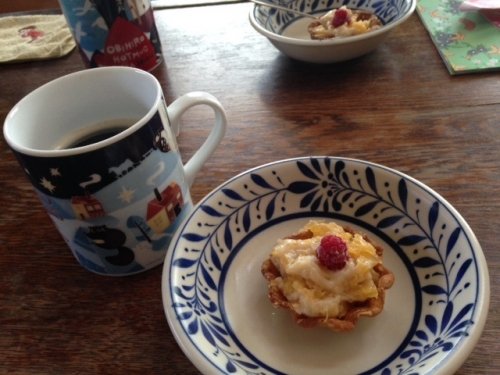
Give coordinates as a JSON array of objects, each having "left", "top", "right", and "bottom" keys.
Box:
[
  {"left": 162, "top": 157, "right": 489, "bottom": 374},
  {"left": 249, "top": 0, "right": 417, "bottom": 63}
]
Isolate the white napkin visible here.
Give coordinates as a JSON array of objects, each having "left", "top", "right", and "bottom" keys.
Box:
[{"left": 0, "top": 14, "right": 76, "bottom": 63}]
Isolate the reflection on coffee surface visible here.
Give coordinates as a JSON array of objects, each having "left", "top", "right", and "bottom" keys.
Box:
[
  {"left": 61, "top": 118, "right": 138, "bottom": 149},
  {"left": 69, "top": 126, "right": 128, "bottom": 148}
]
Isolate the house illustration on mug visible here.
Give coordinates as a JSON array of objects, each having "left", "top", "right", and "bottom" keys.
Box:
[
  {"left": 71, "top": 194, "right": 106, "bottom": 220},
  {"left": 146, "top": 182, "right": 183, "bottom": 234}
]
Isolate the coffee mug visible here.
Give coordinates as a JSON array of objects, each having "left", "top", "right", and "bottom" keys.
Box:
[{"left": 3, "top": 67, "right": 226, "bottom": 276}]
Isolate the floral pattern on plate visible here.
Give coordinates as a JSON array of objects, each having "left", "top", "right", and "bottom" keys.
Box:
[{"left": 254, "top": 0, "right": 413, "bottom": 34}]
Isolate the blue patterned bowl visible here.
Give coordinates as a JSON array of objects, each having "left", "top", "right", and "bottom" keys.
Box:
[
  {"left": 249, "top": 0, "right": 416, "bottom": 63},
  {"left": 162, "top": 157, "right": 489, "bottom": 374}
]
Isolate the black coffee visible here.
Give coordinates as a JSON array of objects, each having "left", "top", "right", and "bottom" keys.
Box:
[
  {"left": 69, "top": 127, "right": 127, "bottom": 148},
  {"left": 60, "top": 118, "right": 139, "bottom": 149}
]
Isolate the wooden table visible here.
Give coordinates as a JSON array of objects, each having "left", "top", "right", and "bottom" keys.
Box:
[{"left": 1, "top": 2, "right": 498, "bottom": 374}]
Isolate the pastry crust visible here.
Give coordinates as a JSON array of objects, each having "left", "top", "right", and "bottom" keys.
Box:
[{"left": 261, "top": 226, "right": 394, "bottom": 331}]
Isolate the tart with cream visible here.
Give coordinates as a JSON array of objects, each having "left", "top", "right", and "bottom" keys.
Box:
[
  {"left": 261, "top": 220, "right": 394, "bottom": 331},
  {"left": 308, "top": 6, "right": 382, "bottom": 40}
]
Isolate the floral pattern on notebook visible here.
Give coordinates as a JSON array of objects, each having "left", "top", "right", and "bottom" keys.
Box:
[{"left": 417, "top": 0, "right": 500, "bottom": 74}]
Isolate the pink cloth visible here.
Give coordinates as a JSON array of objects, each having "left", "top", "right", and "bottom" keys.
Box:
[
  {"left": 460, "top": 0, "right": 500, "bottom": 10},
  {"left": 460, "top": 0, "right": 500, "bottom": 28}
]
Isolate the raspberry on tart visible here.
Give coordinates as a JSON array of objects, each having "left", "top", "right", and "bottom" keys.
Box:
[{"left": 316, "top": 234, "right": 349, "bottom": 270}]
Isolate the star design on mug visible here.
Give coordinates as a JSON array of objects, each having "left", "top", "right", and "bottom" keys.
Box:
[
  {"left": 40, "top": 177, "right": 56, "bottom": 193},
  {"left": 119, "top": 186, "right": 135, "bottom": 204},
  {"left": 50, "top": 168, "right": 61, "bottom": 177}
]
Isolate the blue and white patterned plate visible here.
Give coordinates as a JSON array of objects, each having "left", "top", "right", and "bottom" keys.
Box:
[{"left": 162, "top": 157, "right": 489, "bottom": 375}]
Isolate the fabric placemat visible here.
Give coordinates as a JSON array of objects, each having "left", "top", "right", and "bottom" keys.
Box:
[
  {"left": 0, "top": 14, "right": 76, "bottom": 63},
  {"left": 417, "top": 0, "right": 500, "bottom": 75}
]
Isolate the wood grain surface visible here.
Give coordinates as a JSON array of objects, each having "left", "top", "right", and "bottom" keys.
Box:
[
  {"left": 0, "top": 2, "right": 498, "bottom": 374},
  {"left": 0, "top": 0, "right": 59, "bottom": 14}
]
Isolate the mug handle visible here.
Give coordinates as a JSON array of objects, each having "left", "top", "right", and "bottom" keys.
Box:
[{"left": 166, "top": 92, "right": 227, "bottom": 187}]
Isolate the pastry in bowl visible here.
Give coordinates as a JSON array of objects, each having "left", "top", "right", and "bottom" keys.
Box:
[
  {"left": 261, "top": 220, "right": 394, "bottom": 331},
  {"left": 308, "top": 6, "right": 382, "bottom": 40}
]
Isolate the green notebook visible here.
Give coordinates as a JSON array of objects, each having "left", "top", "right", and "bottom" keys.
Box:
[{"left": 417, "top": 0, "right": 500, "bottom": 74}]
